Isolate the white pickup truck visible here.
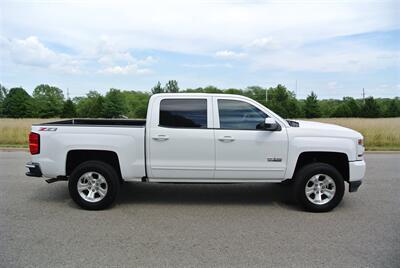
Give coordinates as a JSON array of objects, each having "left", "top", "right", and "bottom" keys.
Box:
[{"left": 26, "top": 93, "right": 365, "bottom": 212}]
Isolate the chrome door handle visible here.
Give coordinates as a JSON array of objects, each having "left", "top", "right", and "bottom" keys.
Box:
[
  {"left": 152, "top": 135, "right": 169, "bottom": 141},
  {"left": 218, "top": 136, "right": 235, "bottom": 142}
]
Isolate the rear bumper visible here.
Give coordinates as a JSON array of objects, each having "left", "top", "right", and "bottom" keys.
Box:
[{"left": 25, "top": 162, "right": 42, "bottom": 177}]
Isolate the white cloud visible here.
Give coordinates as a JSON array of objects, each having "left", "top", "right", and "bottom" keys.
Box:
[
  {"left": 137, "top": 56, "right": 157, "bottom": 66},
  {"left": 0, "top": 0, "right": 399, "bottom": 95},
  {"left": 215, "top": 50, "right": 246, "bottom": 60},
  {"left": 183, "top": 63, "right": 233, "bottom": 68},
  {"left": 95, "top": 36, "right": 135, "bottom": 66},
  {"left": 0, "top": 35, "right": 156, "bottom": 75},
  {"left": 0, "top": 36, "right": 81, "bottom": 74},
  {"left": 99, "top": 64, "right": 151, "bottom": 75},
  {"left": 250, "top": 47, "right": 400, "bottom": 73},
  {"left": 94, "top": 36, "right": 156, "bottom": 74},
  {"left": 327, "top": 81, "right": 338, "bottom": 89},
  {"left": 246, "top": 37, "right": 280, "bottom": 50},
  {"left": 2, "top": 0, "right": 397, "bottom": 55}
]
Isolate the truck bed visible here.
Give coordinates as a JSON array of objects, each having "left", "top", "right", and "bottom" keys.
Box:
[
  {"left": 35, "top": 119, "right": 146, "bottom": 127},
  {"left": 31, "top": 119, "right": 146, "bottom": 180}
]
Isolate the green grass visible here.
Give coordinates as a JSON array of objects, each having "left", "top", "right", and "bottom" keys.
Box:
[{"left": 0, "top": 118, "right": 399, "bottom": 151}]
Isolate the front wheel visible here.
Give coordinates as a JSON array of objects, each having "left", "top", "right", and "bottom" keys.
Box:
[
  {"left": 294, "top": 163, "right": 344, "bottom": 212},
  {"left": 68, "top": 161, "right": 120, "bottom": 210}
]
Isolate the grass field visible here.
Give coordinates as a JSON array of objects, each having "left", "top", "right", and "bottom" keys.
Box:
[
  {"left": 0, "top": 118, "right": 399, "bottom": 151},
  {"left": 311, "top": 118, "right": 400, "bottom": 151},
  {"left": 0, "top": 118, "right": 55, "bottom": 148}
]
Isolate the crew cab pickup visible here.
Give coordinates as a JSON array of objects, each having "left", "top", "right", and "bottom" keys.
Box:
[{"left": 26, "top": 93, "right": 365, "bottom": 212}]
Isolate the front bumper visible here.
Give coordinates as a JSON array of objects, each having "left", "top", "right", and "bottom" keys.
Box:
[
  {"left": 349, "top": 160, "right": 366, "bottom": 181},
  {"left": 349, "top": 180, "right": 362, "bottom": 192},
  {"left": 25, "top": 162, "right": 42, "bottom": 177},
  {"left": 348, "top": 160, "right": 366, "bottom": 192}
]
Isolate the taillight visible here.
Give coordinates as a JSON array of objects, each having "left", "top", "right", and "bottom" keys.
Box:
[{"left": 29, "top": 132, "right": 40, "bottom": 155}]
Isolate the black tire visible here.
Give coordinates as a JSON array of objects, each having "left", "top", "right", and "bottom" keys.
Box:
[
  {"left": 68, "top": 161, "right": 120, "bottom": 210},
  {"left": 294, "top": 163, "right": 344, "bottom": 212}
]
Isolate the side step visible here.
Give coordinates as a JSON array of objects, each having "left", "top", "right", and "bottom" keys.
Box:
[{"left": 46, "top": 176, "right": 68, "bottom": 184}]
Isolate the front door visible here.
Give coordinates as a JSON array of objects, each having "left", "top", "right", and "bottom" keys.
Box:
[{"left": 213, "top": 97, "right": 288, "bottom": 180}]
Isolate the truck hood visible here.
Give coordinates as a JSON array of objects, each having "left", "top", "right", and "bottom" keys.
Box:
[{"left": 293, "top": 120, "right": 362, "bottom": 139}]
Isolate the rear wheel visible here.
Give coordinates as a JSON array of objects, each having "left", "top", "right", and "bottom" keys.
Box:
[
  {"left": 68, "top": 161, "right": 120, "bottom": 210},
  {"left": 294, "top": 163, "right": 344, "bottom": 212}
]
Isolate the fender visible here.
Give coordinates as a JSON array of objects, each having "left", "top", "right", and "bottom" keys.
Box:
[{"left": 284, "top": 136, "right": 356, "bottom": 179}]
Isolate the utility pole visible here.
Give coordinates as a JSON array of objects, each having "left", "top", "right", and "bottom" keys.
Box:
[
  {"left": 295, "top": 79, "right": 298, "bottom": 97},
  {"left": 362, "top": 88, "right": 365, "bottom": 103},
  {"left": 67, "top": 88, "right": 70, "bottom": 100}
]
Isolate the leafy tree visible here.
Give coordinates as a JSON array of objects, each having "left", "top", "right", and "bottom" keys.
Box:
[
  {"left": 61, "top": 99, "right": 77, "bottom": 118},
  {"left": 224, "top": 88, "right": 244, "bottom": 95},
  {"left": 266, "top": 84, "right": 300, "bottom": 118},
  {"left": 331, "top": 103, "right": 352, "bottom": 117},
  {"left": 318, "top": 99, "right": 340, "bottom": 118},
  {"left": 164, "top": 80, "right": 179, "bottom": 93},
  {"left": 76, "top": 91, "right": 105, "bottom": 118},
  {"left": 244, "top": 86, "right": 267, "bottom": 106},
  {"left": 122, "top": 90, "right": 150, "bottom": 118},
  {"left": 3, "top": 87, "right": 33, "bottom": 118},
  {"left": 385, "top": 98, "right": 400, "bottom": 117},
  {"left": 303, "top": 91, "right": 321, "bottom": 118},
  {"left": 203, "top": 86, "right": 223, "bottom": 93},
  {"left": 103, "top": 88, "right": 128, "bottom": 118},
  {"left": 151, "top": 81, "right": 164, "bottom": 94},
  {"left": 361, "top": 97, "right": 381, "bottom": 118},
  {"left": 0, "top": 84, "right": 9, "bottom": 117},
  {"left": 0, "top": 84, "right": 7, "bottom": 102},
  {"left": 32, "top": 84, "right": 64, "bottom": 118},
  {"left": 342, "top": 97, "right": 360, "bottom": 117},
  {"left": 184, "top": 87, "right": 204, "bottom": 93}
]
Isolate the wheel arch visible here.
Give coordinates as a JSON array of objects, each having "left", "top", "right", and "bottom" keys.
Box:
[
  {"left": 66, "top": 150, "right": 122, "bottom": 181},
  {"left": 292, "top": 151, "right": 349, "bottom": 182}
]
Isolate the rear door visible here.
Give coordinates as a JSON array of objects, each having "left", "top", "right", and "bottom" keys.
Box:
[
  {"left": 213, "top": 96, "right": 288, "bottom": 180},
  {"left": 148, "top": 96, "right": 215, "bottom": 180}
]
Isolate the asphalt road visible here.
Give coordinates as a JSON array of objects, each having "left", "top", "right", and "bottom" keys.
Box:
[{"left": 0, "top": 152, "right": 399, "bottom": 268}]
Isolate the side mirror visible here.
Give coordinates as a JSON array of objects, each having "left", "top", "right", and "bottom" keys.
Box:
[{"left": 259, "top": 118, "right": 280, "bottom": 131}]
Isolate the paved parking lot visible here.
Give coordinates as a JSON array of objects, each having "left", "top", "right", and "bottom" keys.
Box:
[{"left": 0, "top": 151, "right": 399, "bottom": 267}]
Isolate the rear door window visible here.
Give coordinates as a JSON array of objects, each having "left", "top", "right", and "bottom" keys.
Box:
[{"left": 159, "top": 99, "right": 208, "bottom": 128}]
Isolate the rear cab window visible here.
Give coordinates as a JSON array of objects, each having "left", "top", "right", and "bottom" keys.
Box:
[{"left": 159, "top": 99, "right": 208, "bottom": 128}]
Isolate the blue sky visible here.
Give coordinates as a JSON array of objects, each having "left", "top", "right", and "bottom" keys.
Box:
[{"left": 0, "top": 0, "right": 399, "bottom": 99}]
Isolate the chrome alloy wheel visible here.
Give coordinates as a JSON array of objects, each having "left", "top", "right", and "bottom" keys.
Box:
[
  {"left": 77, "top": 172, "right": 108, "bottom": 203},
  {"left": 305, "top": 174, "right": 336, "bottom": 205}
]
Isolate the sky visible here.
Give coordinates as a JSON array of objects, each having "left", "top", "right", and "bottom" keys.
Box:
[{"left": 0, "top": 0, "right": 399, "bottom": 99}]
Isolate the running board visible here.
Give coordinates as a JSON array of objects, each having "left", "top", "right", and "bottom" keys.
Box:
[{"left": 45, "top": 176, "right": 68, "bottom": 184}]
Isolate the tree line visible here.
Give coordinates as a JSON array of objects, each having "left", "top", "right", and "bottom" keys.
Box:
[{"left": 0, "top": 81, "right": 399, "bottom": 119}]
